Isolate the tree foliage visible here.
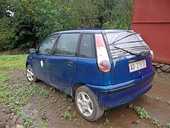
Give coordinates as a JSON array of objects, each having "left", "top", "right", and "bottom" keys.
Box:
[{"left": 0, "top": 0, "right": 133, "bottom": 51}]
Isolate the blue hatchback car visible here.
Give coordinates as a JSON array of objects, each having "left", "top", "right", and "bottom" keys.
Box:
[{"left": 26, "top": 30, "right": 154, "bottom": 121}]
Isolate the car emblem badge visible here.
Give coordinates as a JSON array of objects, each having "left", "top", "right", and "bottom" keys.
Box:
[{"left": 40, "top": 60, "right": 43, "bottom": 67}]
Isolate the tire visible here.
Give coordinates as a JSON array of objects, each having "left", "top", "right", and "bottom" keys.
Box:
[
  {"left": 75, "top": 86, "right": 104, "bottom": 121},
  {"left": 26, "top": 65, "right": 37, "bottom": 82}
]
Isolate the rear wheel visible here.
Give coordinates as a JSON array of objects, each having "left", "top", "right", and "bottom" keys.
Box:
[
  {"left": 26, "top": 65, "right": 37, "bottom": 82},
  {"left": 75, "top": 86, "right": 104, "bottom": 121}
]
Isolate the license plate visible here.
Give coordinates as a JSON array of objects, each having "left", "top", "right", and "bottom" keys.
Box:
[{"left": 129, "top": 60, "right": 147, "bottom": 72}]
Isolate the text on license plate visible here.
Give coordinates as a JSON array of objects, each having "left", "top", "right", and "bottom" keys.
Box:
[{"left": 129, "top": 60, "right": 147, "bottom": 72}]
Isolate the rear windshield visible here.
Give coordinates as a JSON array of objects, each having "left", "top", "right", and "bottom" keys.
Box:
[
  {"left": 105, "top": 31, "right": 150, "bottom": 58},
  {"left": 106, "top": 32, "right": 141, "bottom": 44}
]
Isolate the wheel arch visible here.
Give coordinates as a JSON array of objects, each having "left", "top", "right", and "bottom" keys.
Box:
[
  {"left": 72, "top": 83, "right": 86, "bottom": 97},
  {"left": 26, "top": 61, "right": 29, "bottom": 67},
  {"left": 26, "top": 60, "right": 33, "bottom": 68}
]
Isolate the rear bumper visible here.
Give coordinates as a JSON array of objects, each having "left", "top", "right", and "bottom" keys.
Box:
[{"left": 86, "top": 71, "right": 154, "bottom": 109}]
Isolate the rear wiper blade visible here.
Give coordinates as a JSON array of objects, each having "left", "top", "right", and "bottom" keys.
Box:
[
  {"left": 110, "top": 32, "right": 138, "bottom": 45},
  {"left": 114, "top": 46, "right": 140, "bottom": 56},
  {"left": 114, "top": 46, "right": 150, "bottom": 56},
  {"left": 113, "top": 40, "right": 144, "bottom": 45}
]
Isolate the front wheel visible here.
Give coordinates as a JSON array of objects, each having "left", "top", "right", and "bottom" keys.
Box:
[
  {"left": 75, "top": 86, "right": 104, "bottom": 121},
  {"left": 26, "top": 65, "right": 37, "bottom": 82}
]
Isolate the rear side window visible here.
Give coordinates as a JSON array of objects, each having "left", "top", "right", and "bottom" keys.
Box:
[
  {"left": 39, "top": 36, "right": 56, "bottom": 54},
  {"left": 79, "top": 34, "right": 95, "bottom": 58},
  {"left": 54, "top": 33, "right": 80, "bottom": 56}
]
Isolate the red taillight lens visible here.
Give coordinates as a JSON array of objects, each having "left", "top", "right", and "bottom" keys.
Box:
[
  {"left": 98, "top": 60, "right": 111, "bottom": 72},
  {"left": 95, "top": 34, "right": 111, "bottom": 72}
]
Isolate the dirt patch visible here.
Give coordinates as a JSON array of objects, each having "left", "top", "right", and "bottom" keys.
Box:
[
  {"left": 133, "top": 96, "right": 170, "bottom": 125},
  {"left": 22, "top": 91, "right": 155, "bottom": 128},
  {"left": 148, "top": 73, "right": 170, "bottom": 102},
  {"left": 1, "top": 70, "right": 170, "bottom": 128},
  {"left": 0, "top": 104, "right": 23, "bottom": 128}
]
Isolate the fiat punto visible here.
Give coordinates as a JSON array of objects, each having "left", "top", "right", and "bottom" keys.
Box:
[{"left": 26, "top": 30, "right": 154, "bottom": 121}]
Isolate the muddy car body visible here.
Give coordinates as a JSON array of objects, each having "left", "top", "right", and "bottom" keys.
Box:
[{"left": 26, "top": 30, "right": 155, "bottom": 121}]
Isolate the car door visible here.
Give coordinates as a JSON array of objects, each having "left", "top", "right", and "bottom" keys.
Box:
[
  {"left": 47, "top": 33, "right": 80, "bottom": 94},
  {"left": 31, "top": 35, "right": 57, "bottom": 83},
  {"left": 76, "top": 34, "right": 99, "bottom": 85}
]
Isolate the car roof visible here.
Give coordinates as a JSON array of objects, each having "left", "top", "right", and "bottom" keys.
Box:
[{"left": 50, "top": 29, "right": 132, "bottom": 36}]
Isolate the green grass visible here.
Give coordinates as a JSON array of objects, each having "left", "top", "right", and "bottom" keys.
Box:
[
  {"left": 63, "top": 111, "right": 72, "bottom": 120},
  {"left": 129, "top": 104, "right": 163, "bottom": 127},
  {"left": 0, "top": 54, "right": 27, "bottom": 71},
  {"left": 0, "top": 54, "right": 49, "bottom": 128},
  {"left": 3, "top": 84, "right": 49, "bottom": 113},
  {"left": 133, "top": 106, "right": 151, "bottom": 119},
  {"left": 0, "top": 72, "right": 9, "bottom": 82}
]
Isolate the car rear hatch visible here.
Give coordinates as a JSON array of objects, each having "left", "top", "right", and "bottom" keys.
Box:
[{"left": 104, "top": 30, "right": 153, "bottom": 85}]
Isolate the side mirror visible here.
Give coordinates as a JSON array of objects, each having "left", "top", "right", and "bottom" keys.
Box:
[{"left": 29, "top": 48, "right": 37, "bottom": 54}]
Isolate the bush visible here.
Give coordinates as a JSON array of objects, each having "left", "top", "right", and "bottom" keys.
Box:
[
  {"left": 0, "top": 18, "right": 15, "bottom": 50},
  {"left": 0, "top": 0, "right": 133, "bottom": 51}
]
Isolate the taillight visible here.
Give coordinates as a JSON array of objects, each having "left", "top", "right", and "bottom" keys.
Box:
[
  {"left": 95, "top": 34, "right": 111, "bottom": 72},
  {"left": 150, "top": 50, "right": 154, "bottom": 59}
]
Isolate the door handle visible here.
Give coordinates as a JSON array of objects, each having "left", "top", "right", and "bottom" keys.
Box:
[
  {"left": 40, "top": 58, "right": 48, "bottom": 68},
  {"left": 67, "top": 61, "right": 73, "bottom": 67}
]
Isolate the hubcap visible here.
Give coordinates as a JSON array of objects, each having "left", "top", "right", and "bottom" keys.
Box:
[
  {"left": 76, "top": 92, "right": 94, "bottom": 117},
  {"left": 26, "top": 67, "right": 34, "bottom": 81}
]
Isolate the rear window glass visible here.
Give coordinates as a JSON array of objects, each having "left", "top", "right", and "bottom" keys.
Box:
[
  {"left": 106, "top": 32, "right": 141, "bottom": 44},
  {"left": 105, "top": 32, "right": 150, "bottom": 58}
]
